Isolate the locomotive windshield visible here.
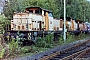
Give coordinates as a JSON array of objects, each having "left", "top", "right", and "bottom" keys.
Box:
[{"left": 48, "top": 13, "right": 53, "bottom": 17}]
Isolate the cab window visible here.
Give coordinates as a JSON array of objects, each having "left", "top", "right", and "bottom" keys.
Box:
[{"left": 48, "top": 13, "right": 53, "bottom": 17}]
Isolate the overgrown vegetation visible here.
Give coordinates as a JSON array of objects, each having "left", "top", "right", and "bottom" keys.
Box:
[
  {"left": 0, "top": 15, "right": 10, "bottom": 34},
  {"left": 0, "top": 33, "right": 90, "bottom": 59},
  {"left": 8, "top": 39, "right": 19, "bottom": 56},
  {"left": 36, "top": 33, "right": 54, "bottom": 48},
  {"left": 58, "top": 33, "right": 90, "bottom": 45},
  {"left": 0, "top": 45, "right": 5, "bottom": 59}
]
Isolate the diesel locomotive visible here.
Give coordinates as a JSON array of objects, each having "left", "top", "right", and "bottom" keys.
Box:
[{"left": 4, "top": 7, "right": 90, "bottom": 44}]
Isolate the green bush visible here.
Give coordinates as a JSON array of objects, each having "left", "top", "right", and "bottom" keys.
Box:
[
  {"left": 59, "top": 34, "right": 64, "bottom": 45},
  {"left": 36, "top": 37, "right": 46, "bottom": 47},
  {"left": 66, "top": 33, "right": 74, "bottom": 43},
  {"left": 59, "top": 33, "right": 74, "bottom": 44},
  {"left": 0, "top": 15, "right": 10, "bottom": 34},
  {"left": 36, "top": 33, "right": 54, "bottom": 48},
  {"left": 0, "top": 45, "right": 5, "bottom": 58},
  {"left": 8, "top": 39, "right": 19, "bottom": 55},
  {"left": 20, "top": 48, "right": 29, "bottom": 53},
  {"left": 45, "top": 33, "right": 54, "bottom": 44}
]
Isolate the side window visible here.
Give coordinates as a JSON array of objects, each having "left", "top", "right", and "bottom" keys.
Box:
[
  {"left": 35, "top": 10, "right": 39, "bottom": 14},
  {"left": 18, "top": 26, "right": 20, "bottom": 29},
  {"left": 29, "top": 24, "right": 31, "bottom": 29},
  {"left": 35, "top": 10, "right": 42, "bottom": 14},
  {"left": 29, "top": 10, "right": 33, "bottom": 13},
  {"left": 48, "top": 13, "right": 53, "bottom": 17},
  {"left": 22, "top": 26, "right": 24, "bottom": 30}
]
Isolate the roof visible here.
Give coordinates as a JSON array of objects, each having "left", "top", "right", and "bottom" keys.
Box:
[{"left": 25, "top": 7, "right": 52, "bottom": 13}]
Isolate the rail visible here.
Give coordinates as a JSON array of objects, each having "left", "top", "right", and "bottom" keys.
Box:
[{"left": 40, "top": 39, "right": 90, "bottom": 60}]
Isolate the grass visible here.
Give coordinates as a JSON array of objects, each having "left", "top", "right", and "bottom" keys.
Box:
[
  {"left": 58, "top": 33, "right": 90, "bottom": 45},
  {"left": 0, "top": 46, "right": 5, "bottom": 59}
]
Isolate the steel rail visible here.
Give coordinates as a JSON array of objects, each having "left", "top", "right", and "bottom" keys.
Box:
[
  {"left": 76, "top": 47, "right": 90, "bottom": 58},
  {"left": 40, "top": 39, "right": 90, "bottom": 60},
  {"left": 61, "top": 47, "right": 90, "bottom": 60}
]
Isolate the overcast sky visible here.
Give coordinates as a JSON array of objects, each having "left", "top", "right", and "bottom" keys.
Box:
[
  {"left": 87, "top": 0, "right": 90, "bottom": 1},
  {"left": 0, "top": 0, "right": 4, "bottom": 12}
]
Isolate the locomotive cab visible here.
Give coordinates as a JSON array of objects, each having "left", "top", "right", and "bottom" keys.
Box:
[
  {"left": 25, "top": 7, "right": 53, "bottom": 17},
  {"left": 25, "top": 7, "right": 54, "bottom": 31}
]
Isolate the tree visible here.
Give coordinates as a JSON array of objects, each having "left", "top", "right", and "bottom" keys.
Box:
[
  {"left": 3, "top": 0, "right": 59, "bottom": 19},
  {"left": 3, "top": 0, "right": 90, "bottom": 22}
]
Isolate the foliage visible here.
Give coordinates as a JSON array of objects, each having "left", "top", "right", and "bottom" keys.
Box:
[
  {"left": 36, "top": 33, "right": 54, "bottom": 48},
  {"left": 20, "top": 47, "right": 29, "bottom": 53},
  {"left": 3, "top": 0, "right": 90, "bottom": 22},
  {"left": 0, "top": 45, "right": 5, "bottom": 58},
  {"left": 8, "top": 38, "right": 19, "bottom": 55},
  {"left": 3, "top": 0, "right": 59, "bottom": 19},
  {"left": 0, "top": 15, "right": 10, "bottom": 34},
  {"left": 56, "top": 0, "right": 90, "bottom": 22},
  {"left": 59, "top": 33, "right": 75, "bottom": 45},
  {"left": 59, "top": 34, "right": 64, "bottom": 45},
  {"left": 77, "top": 33, "right": 89, "bottom": 40},
  {"left": 59, "top": 33, "right": 90, "bottom": 45},
  {"left": 44, "top": 33, "right": 54, "bottom": 44},
  {"left": 65, "top": 33, "right": 74, "bottom": 44}
]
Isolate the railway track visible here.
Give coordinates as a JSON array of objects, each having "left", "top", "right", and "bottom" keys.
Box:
[
  {"left": 40, "top": 39, "right": 90, "bottom": 60},
  {"left": 76, "top": 42, "right": 90, "bottom": 58}
]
